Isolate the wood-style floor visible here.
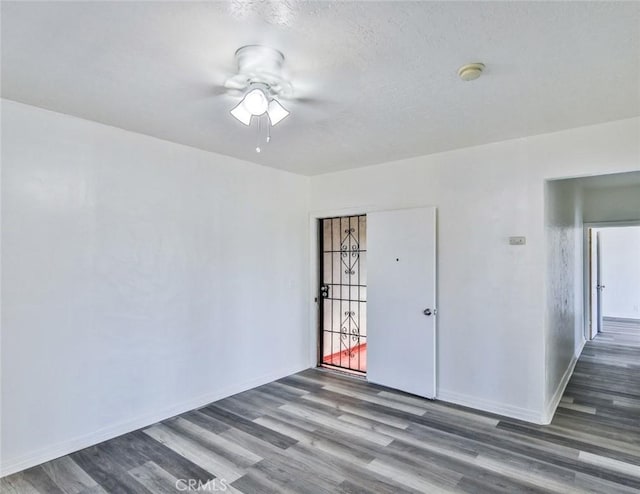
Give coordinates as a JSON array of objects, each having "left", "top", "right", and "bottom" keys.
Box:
[{"left": 3, "top": 320, "right": 640, "bottom": 493}]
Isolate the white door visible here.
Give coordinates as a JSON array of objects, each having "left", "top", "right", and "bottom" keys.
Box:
[
  {"left": 367, "top": 207, "right": 437, "bottom": 398},
  {"left": 596, "top": 231, "right": 605, "bottom": 334},
  {"left": 589, "top": 229, "right": 605, "bottom": 339},
  {"left": 589, "top": 228, "right": 598, "bottom": 340}
]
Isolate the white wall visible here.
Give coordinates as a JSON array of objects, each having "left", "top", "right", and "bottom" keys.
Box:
[
  {"left": 600, "top": 227, "right": 640, "bottom": 320},
  {"left": 310, "top": 117, "right": 640, "bottom": 423},
  {"left": 0, "top": 100, "right": 310, "bottom": 475},
  {"left": 544, "top": 180, "right": 584, "bottom": 420}
]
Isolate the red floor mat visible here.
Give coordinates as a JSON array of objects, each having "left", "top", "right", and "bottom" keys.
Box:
[{"left": 322, "top": 343, "right": 366, "bottom": 372}]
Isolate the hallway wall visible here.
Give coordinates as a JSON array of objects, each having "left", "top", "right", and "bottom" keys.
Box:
[
  {"left": 544, "top": 180, "right": 584, "bottom": 421},
  {"left": 583, "top": 184, "right": 640, "bottom": 223}
]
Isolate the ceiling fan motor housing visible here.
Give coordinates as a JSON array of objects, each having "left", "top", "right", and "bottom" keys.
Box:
[{"left": 226, "top": 45, "right": 292, "bottom": 97}]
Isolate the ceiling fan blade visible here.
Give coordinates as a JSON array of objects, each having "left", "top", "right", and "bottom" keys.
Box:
[
  {"left": 224, "top": 74, "right": 250, "bottom": 91},
  {"left": 187, "top": 82, "right": 244, "bottom": 100},
  {"left": 290, "top": 96, "right": 328, "bottom": 105},
  {"left": 210, "top": 85, "right": 232, "bottom": 96}
]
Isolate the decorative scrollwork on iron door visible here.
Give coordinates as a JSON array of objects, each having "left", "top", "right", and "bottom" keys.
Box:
[{"left": 341, "top": 227, "right": 360, "bottom": 275}]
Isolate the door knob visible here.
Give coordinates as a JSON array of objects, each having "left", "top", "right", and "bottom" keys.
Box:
[{"left": 423, "top": 308, "right": 432, "bottom": 316}]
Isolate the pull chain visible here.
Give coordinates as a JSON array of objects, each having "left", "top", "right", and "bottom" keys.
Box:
[
  {"left": 255, "top": 114, "right": 272, "bottom": 153},
  {"left": 255, "top": 114, "right": 262, "bottom": 153}
]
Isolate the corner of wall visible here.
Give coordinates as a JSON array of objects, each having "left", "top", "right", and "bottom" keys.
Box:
[
  {"left": 542, "top": 336, "right": 586, "bottom": 424},
  {"left": 437, "top": 390, "right": 546, "bottom": 425}
]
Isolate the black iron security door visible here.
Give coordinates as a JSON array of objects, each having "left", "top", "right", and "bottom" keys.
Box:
[{"left": 319, "top": 215, "right": 367, "bottom": 373}]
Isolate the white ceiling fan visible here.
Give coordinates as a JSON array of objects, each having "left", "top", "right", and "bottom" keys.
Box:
[{"left": 225, "top": 45, "right": 292, "bottom": 129}]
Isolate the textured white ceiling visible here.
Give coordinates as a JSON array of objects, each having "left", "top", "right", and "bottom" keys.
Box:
[{"left": 2, "top": 1, "right": 639, "bottom": 175}]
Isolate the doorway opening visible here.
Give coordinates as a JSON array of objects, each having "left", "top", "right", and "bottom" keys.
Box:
[
  {"left": 586, "top": 224, "right": 640, "bottom": 344},
  {"left": 318, "top": 215, "right": 367, "bottom": 374}
]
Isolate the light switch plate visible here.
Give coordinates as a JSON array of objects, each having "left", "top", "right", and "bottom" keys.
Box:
[{"left": 509, "top": 236, "right": 526, "bottom": 245}]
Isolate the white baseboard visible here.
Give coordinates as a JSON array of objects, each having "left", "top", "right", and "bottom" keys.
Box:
[
  {"left": 0, "top": 363, "right": 307, "bottom": 478},
  {"left": 603, "top": 316, "right": 640, "bottom": 324},
  {"left": 542, "top": 338, "right": 586, "bottom": 424},
  {"left": 436, "top": 389, "right": 544, "bottom": 424}
]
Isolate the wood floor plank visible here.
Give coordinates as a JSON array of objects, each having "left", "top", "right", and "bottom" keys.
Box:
[
  {"left": 336, "top": 477, "right": 422, "bottom": 494},
  {"left": 578, "top": 451, "right": 640, "bottom": 478},
  {"left": 244, "top": 457, "right": 341, "bottom": 494},
  {"left": 366, "top": 458, "right": 457, "bottom": 493},
  {"left": 40, "top": 456, "right": 98, "bottom": 494},
  {"left": 278, "top": 402, "right": 394, "bottom": 446},
  {"left": 70, "top": 447, "right": 152, "bottom": 494},
  {"left": 76, "top": 486, "right": 108, "bottom": 494},
  {"left": 126, "top": 462, "right": 178, "bottom": 494},
  {"left": 496, "top": 420, "right": 640, "bottom": 464},
  {"left": 107, "top": 430, "right": 214, "bottom": 484},
  {"left": 301, "top": 390, "right": 411, "bottom": 429},
  {"left": 199, "top": 404, "right": 298, "bottom": 449},
  {"left": 254, "top": 414, "right": 376, "bottom": 466},
  {"left": 142, "top": 424, "right": 244, "bottom": 482},
  {"left": 181, "top": 409, "right": 230, "bottom": 434},
  {"left": 321, "top": 383, "right": 428, "bottom": 415},
  {"left": 15, "top": 466, "right": 65, "bottom": 494},
  {"left": 230, "top": 470, "right": 287, "bottom": 494},
  {"left": 164, "top": 417, "right": 262, "bottom": 467},
  {"left": 1, "top": 473, "right": 47, "bottom": 494}
]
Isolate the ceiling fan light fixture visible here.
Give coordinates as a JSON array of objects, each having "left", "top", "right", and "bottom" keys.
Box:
[
  {"left": 242, "top": 87, "right": 269, "bottom": 115},
  {"left": 230, "top": 101, "right": 252, "bottom": 125},
  {"left": 225, "top": 46, "right": 294, "bottom": 145},
  {"left": 267, "top": 99, "right": 290, "bottom": 126}
]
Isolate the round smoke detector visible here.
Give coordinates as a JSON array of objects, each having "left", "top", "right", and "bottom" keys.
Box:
[{"left": 458, "top": 63, "right": 485, "bottom": 81}]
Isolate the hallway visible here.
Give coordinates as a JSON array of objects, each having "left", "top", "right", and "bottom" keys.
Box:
[
  {"left": 594, "top": 318, "right": 640, "bottom": 348},
  {"left": 551, "top": 318, "right": 640, "bottom": 490}
]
